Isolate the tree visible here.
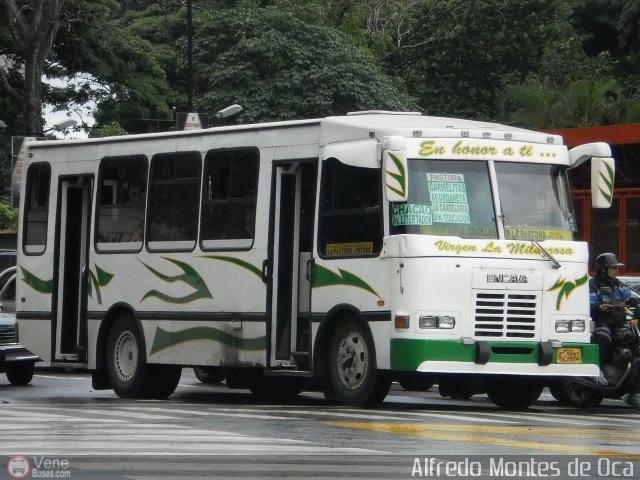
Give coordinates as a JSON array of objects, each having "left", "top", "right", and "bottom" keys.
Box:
[
  {"left": 193, "top": 6, "right": 416, "bottom": 122},
  {"left": 0, "top": 0, "right": 66, "bottom": 135},
  {"left": 48, "top": 0, "right": 184, "bottom": 133},
  {"left": 505, "top": 77, "right": 625, "bottom": 129},
  {"left": 504, "top": 79, "right": 570, "bottom": 129},
  {"left": 386, "top": 0, "right": 593, "bottom": 120}
]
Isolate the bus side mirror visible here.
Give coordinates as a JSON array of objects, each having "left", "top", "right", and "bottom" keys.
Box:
[
  {"left": 591, "top": 156, "right": 615, "bottom": 208},
  {"left": 383, "top": 150, "right": 408, "bottom": 202}
]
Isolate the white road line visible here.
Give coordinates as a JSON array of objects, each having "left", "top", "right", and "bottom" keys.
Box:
[{"left": 33, "top": 374, "right": 87, "bottom": 380}]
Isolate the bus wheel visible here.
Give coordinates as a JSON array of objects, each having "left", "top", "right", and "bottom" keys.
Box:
[
  {"left": 438, "top": 376, "right": 482, "bottom": 400},
  {"left": 6, "top": 363, "right": 35, "bottom": 385},
  {"left": 484, "top": 375, "right": 544, "bottom": 409},
  {"left": 194, "top": 367, "right": 226, "bottom": 384},
  {"left": 397, "top": 372, "right": 434, "bottom": 392},
  {"left": 106, "top": 314, "right": 148, "bottom": 398},
  {"left": 325, "top": 318, "right": 390, "bottom": 406},
  {"left": 145, "top": 365, "right": 182, "bottom": 399}
]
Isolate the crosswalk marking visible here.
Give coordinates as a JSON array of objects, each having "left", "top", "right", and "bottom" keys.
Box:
[
  {"left": 5, "top": 402, "right": 639, "bottom": 427},
  {"left": 2, "top": 400, "right": 639, "bottom": 458}
]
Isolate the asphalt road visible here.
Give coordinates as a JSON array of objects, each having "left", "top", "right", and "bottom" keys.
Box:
[{"left": 1, "top": 369, "right": 639, "bottom": 479}]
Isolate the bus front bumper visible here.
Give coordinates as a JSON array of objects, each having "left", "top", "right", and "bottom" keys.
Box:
[{"left": 390, "top": 339, "right": 599, "bottom": 377}]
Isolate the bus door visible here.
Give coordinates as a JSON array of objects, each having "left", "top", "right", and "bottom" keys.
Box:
[
  {"left": 54, "top": 175, "right": 93, "bottom": 363},
  {"left": 268, "top": 161, "right": 316, "bottom": 371}
]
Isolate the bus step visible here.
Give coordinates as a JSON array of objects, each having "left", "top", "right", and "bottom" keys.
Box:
[{"left": 291, "top": 351, "right": 309, "bottom": 370}]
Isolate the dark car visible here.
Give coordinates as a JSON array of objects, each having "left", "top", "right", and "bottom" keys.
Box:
[
  {"left": 0, "top": 266, "right": 39, "bottom": 385},
  {"left": 0, "top": 249, "right": 17, "bottom": 272}
]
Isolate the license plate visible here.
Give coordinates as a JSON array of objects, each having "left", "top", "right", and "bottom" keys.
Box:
[{"left": 557, "top": 348, "right": 582, "bottom": 364}]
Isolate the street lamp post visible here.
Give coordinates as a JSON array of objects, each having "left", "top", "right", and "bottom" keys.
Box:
[{"left": 43, "top": 119, "right": 77, "bottom": 134}]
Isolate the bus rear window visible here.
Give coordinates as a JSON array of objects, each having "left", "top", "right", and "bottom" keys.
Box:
[{"left": 23, "top": 163, "right": 51, "bottom": 254}]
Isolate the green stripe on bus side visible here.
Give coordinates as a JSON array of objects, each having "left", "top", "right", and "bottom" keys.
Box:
[
  {"left": 140, "top": 257, "right": 213, "bottom": 304},
  {"left": 150, "top": 326, "right": 267, "bottom": 355},
  {"left": 201, "top": 255, "right": 262, "bottom": 278},
  {"left": 312, "top": 264, "right": 381, "bottom": 299},
  {"left": 20, "top": 267, "right": 53, "bottom": 294},
  {"left": 390, "top": 339, "right": 599, "bottom": 371}
]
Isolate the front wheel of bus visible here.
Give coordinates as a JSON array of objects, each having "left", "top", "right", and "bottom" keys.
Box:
[
  {"left": 325, "top": 318, "right": 390, "bottom": 406},
  {"left": 484, "top": 375, "right": 544, "bottom": 409},
  {"left": 106, "top": 314, "right": 149, "bottom": 398}
]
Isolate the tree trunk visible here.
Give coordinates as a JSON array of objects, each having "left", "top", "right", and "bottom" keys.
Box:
[{"left": 1, "top": 0, "right": 65, "bottom": 135}]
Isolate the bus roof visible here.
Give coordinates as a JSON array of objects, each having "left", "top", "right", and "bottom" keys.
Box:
[{"left": 27, "top": 111, "right": 563, "bottom": 150}]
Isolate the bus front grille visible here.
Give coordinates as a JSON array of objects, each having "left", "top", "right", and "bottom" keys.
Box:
[{"left": 473, "top": 291, "right": 538, "bottom": 339}]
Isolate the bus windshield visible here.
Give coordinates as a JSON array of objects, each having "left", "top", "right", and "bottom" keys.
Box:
[
  {"left": 495, "top": 162, "right": 577, "bottom": 241},
  {"left": 389, "top": 159, "right": 577, "bottom": 241},
  {"left": 390, "top": 159, "right": 498, "bottom": 239}
]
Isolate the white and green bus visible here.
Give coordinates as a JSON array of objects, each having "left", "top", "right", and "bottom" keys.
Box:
[{"left": 16, "top": 111, "right": 614, "bottom": 407}]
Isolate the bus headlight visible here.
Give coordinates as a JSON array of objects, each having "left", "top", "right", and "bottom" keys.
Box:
[
  {"left": 419, "top": 315, "right": 455, "bottom": 329},
  {"left": 555, "top": 319, "right": 585, "bottom": 333},
  {"left": 438, "top": 316, "right": 456, "bottom": 329}
]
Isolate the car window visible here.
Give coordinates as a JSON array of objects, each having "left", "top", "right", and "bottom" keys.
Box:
[
  {"left": 0, "top": 268, "right": 15, "bottom": 290},
  {"left": 0, "top": 272, "right": 16, "bottom": 313}
]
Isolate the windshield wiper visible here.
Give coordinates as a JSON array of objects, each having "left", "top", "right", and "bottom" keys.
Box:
[{"left": 500, "top": 214, "right": 561, "bottom": 269}]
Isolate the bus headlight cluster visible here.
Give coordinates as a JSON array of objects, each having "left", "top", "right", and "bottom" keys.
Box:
[
  {"left": 555, "top": 319, "right": 586, "bottom": 333},
  {"left": 419, "top": 315, "right": 456, "bottom": 329}
]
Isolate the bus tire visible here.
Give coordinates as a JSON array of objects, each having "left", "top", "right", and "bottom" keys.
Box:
[
  {"left": 397, "top": 373, "right": 434, "bottom": 392},
  {"left": 484, "top": 375, "right": 544, "bottom": 409},
  {"left": 106, "top": 313, "right": 149, "bottom": 398},
  {"left": 193, "top": 367, "right": 226, "bottom": 384},
  {"left": 325, "top": 318, "right": 388, "bottom": 406},
  {"left": 145, "top": 365, "right": 182, "bottom": 399},
  {"left": 6, "top": 363, "right": 35, "bottom": 385},
  {"left": 438, "top": 377, "right": 476, "bottom": 400}
]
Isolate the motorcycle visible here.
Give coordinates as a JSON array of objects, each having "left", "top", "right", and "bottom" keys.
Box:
[{"left": 549, "top": 287, "right": 640, "bottom": 408}]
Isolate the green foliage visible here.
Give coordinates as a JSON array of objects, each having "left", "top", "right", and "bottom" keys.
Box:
[
  {"left": 194, "top": 7, "right": 416, "bottom": 122},
  {"left": 0, "top": 135, "right": 11, "bottom": 200},
  {"left": 48, "top": 0, "right": 184, "bottom": 131},
  {"left": 505, "top": 79, "right": 570, "bottom": 129},
  {"left": 0, "top": 200, "right": 18, "bottom": 229},
  {"left": 388, "top": 0, "right": 576, "bottom": 120},
  {"left": 88, "top": 121, "right": 127, "bottom": 138},
  {"left": 2, "top": 0, "right": 640, "bottom": 160}
]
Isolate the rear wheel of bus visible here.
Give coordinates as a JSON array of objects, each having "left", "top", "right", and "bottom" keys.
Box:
[
  {"left": 324, "top": 317, "right": 391, "bottom": 406},
  {"left": 106, "top": 313, "right": 181, "bottom": 399},
  {"left": 483, "top": 375, "right": 544, "bottom": 409}
]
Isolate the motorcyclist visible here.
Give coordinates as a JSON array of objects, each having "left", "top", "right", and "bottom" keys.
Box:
[{"left": 589, "top": 252, "right": 640, "bottom": 407}]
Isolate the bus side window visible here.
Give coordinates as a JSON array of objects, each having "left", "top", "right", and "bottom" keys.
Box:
[
  {"left": 96, "top": 156, "right": 147, "bottom": 249},
  {"left": 23, "top": 163, "right": 51, "bottom": 255},
  {"left": 147, "top": 152, "right": 201, "bottom": 250},
  {"left": 318, "top": 158, "right": 383, "bottom": 258},
  {"left": 200, "top": 148, "right": 259, "bottom": 250}
]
